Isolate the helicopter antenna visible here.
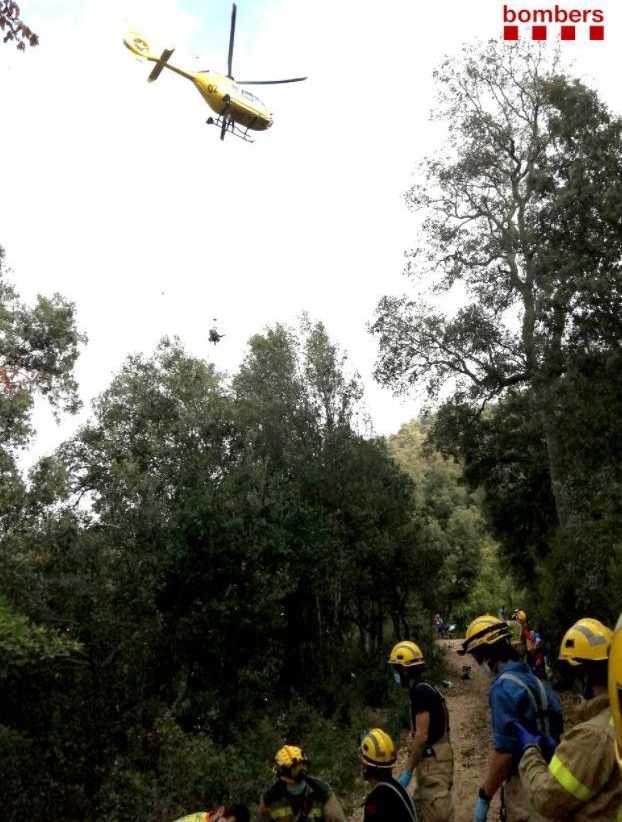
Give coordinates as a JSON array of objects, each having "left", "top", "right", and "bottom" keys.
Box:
[{"left": 227, "top": 3, "right": 237, "bottom": 78}]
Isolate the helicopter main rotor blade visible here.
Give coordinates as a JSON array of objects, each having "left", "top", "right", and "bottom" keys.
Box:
[
  {"left": 237, "top": 77, "right": 307, "bottom": 85},
  {"left": 227, "top": 3, "right": 237, "bottom": 78}
]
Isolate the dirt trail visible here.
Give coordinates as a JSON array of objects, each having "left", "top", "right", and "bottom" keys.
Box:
[
  {"left": 441, "top": 639, "right": 501, "bottom": 821},
  {"left": 347, "top": 639, "right": 500, "bottom": 821}
]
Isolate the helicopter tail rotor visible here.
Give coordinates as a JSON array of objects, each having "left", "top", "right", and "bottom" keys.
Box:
[
  {"left": 123, "top": 30, "right": 156, "bottom": 61},
  {"left": 148, "top": 47, "right": 176, "bottom": 82}
]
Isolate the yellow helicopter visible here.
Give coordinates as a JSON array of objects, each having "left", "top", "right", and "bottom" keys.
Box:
[{"left": 124, "top": 3, "right": 306, "bottom": 142}]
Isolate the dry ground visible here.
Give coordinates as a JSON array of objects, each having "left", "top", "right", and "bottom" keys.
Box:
[
  {"left": 347, "top": 639, "right": 500, "bottom": 821},
  {"left": 441, "top": 639, "right": 501, "bottom": 821}
]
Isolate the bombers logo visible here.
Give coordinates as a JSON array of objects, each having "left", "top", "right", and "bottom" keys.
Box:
[{"left": 502, "top": 4, "right": 605, "bottom": 40}]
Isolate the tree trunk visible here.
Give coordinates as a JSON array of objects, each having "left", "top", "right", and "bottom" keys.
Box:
[{"left": 537, "top": 383, "right": 572, "bottom": 531}]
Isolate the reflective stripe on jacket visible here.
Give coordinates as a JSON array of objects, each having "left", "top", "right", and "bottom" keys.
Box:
[
  {"left": 518, "top": 694, "right": 622, "bottom": 820},
  {"left": 268, "top": 807, "right": 322, "bottom": 820}
]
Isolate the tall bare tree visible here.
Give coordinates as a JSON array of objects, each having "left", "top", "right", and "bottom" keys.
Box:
[{"left": 372, "top": 41, "right": 622, "bottom": 529}]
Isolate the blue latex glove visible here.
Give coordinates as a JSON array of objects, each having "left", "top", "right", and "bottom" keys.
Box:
[
  {"left": 398, "top": 770, "right": 412, "bottom": 787},
  {"left": 539, "top": 733, "right": 559, "bottom": 763},
  {"left": 474, "top": 795, "right": 490, "bottom": 822},
  {"left": 511, "top": 720, "right": 540, "bottom": 753}
]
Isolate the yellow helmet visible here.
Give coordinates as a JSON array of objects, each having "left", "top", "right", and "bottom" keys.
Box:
[
  {"left": 458, "top": 615, "right": 511, "bottom": 655},
  {"left": 512, "top": 609, "right": 527, "bottom": 624},
  {"left": 359, "top": 728, "right": 397, "bottom": 767},
  {"left": 388, "top": 640, "right": 425, "bottom": 668},
  {"left": 609, "top": 612, "right": 622, "bottom": 771},
  {"left": 558, "top": 618, "right": 613, "bottom": 666},
  {"left": 273, "top": 745, "right": 308, "bottom": 782}
]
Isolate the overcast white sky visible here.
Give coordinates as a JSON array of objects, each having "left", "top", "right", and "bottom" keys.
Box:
[{"left": 2, "top": 0, "right": 622, "bottom": 466}]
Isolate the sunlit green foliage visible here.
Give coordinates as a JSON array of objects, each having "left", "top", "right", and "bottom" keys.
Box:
[{"left": 387, "top": 420, "right": 486, "bottom": 620}]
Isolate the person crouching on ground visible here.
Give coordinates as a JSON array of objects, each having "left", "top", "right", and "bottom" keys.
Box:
[
  {"left": 389, "top": 640, "right": 455, "bottom": 822},
  {"left": 258, "top": 745, "right": 347, "bottom": 822},
  {"left": 458, "top": 614, "right": 563, "bottom": 822},
  {"left": 359, "top": 728, "right": 418, "bottom": 822}
]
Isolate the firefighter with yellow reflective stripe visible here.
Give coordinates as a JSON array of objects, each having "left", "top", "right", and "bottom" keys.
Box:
[
  {"left": 515, "top": 617, "right": 622, "bottom": 820},
  {"left": 258, "top": 745, "right": 347, "bottom": 822},
  {"left": 607, "top": 611, "right": 622, "bottom": 821}
]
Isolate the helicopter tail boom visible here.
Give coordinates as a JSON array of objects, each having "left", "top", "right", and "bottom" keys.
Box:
[{"left": 148, "top": 48, "right": 175, "bottom": 82}]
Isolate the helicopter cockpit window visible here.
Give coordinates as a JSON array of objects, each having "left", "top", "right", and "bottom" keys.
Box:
[{"left": 240, "top": 88, "right": 265, "bottom": 108}]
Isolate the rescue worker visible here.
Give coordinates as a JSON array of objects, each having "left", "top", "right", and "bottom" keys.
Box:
[
  {"left": 509, "top": 610, "right": 528, "bottom": 662},
  {"left": 529, "top": 624, "right": 547, "bottom": 681},
  {"left": 458, "top": 614, "right": 563, "bottom": 822},
  {"left": 259, "top": 745, "right": 347, "bottom": 822},
  {"left": 359, "top": 728, "right": 418, "bottom": 822},
  {"left": 173, "top": 807, "right": 249, "bottom": 822},
  {"left": 389, "top": 640, "right": 455, "bottom": 822},
  {"left": 609, "top": 611, "right": 622, "bottom": 822},
  {"left": 514, "top": 617, "right": 622, "bottom": 820},
  {"left": 609, "top": 611, "right": 622, "bottom": 771}
]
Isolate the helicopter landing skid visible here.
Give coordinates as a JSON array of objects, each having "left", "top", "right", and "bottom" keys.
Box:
[{"left": 206, "top": 116, "right": 255, "bottom": 143}]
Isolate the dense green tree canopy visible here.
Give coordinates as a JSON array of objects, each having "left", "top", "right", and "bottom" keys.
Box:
[
  {"left": 1, "top": 248, "right": 83, "bottom": 435},
  {"left": 371, "top": 41, "right": 622, "bottom": 631},
  {"left": 431, "top": 352, "right": 622, "bottom": 632},
  {"left": 372, "top": 42, "right": 622, "bottom": 518},
  {"left": 4, "top": 319, "right": 483, "bottom": 819},
  {"left": 0, "top": 247, "right": 84, "bottom": 661}
]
